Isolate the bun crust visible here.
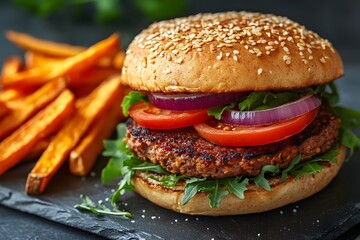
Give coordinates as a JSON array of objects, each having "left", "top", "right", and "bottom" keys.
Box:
[
  {"left": 122, "top": 12, "right": 343, "bottom": 93},
  {"left": 131, "top": 146, "right": 345, "bottom": 216}
]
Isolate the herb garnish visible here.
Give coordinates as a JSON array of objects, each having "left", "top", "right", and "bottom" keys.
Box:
[
  {"left": 120, "top": 91, "right": 148, "bottom": 117},
  {"left": 74, "top": 194, "right": 132, "bottom": 217}
]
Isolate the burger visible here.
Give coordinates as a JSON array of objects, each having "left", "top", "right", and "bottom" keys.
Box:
[{"left": 102, "top": 12, "right": 356, "bottom": 216}]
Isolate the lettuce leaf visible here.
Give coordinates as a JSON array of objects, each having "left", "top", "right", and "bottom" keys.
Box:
[
  {"left": 207, "top": 103, "right": 236, "bottom": 120},
  {"left": 237, "top": 91, "right": 300, "bottom": 111},
  {"left": 121, "top": 91, "right": 148, "bottom": 117}
]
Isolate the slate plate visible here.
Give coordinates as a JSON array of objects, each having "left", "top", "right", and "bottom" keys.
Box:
[
  {"left": 0, "top": 148, "right": 359, "bottom": 240},
  {"left": 0, "top": 68, "right": 359, "bottom": 240}
]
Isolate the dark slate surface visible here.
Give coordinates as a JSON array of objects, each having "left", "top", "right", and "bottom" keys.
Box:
[
  {"left": 0, "top": 136, "right": 360, "bottom": 240},
  {"left": 0, "top": 1, "right": 360, "bottom": 239}
]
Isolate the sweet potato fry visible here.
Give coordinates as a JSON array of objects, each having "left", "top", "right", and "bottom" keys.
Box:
[
  {"left": 0, "top": 101, "right": 9, "bottom": 118},
  {"left": 25, "top": 52, "right": 62, "bottom": 68},
  {"left": 113, "top": 51, "right": 125, "bottom": 69},
  {"left": 69, "top": 66, "right": 119, "bottom": 88},
  {"left": 0, "top": 89, "right": 21, "bottom": 102},
  {"left": 0, "top": 78, "right": 66, "bottom": 139},
  {"left": 1, "top": 56, "right": 23, "bottom": 77},
  {"left": 69, "top": 91, "right": 126, "bottom": 176},
  {"left": 6, "top": 31, "right": 85, "bottom": 57},
  {"left": 2, "top": 33, "right": 120, "bottom": 88},
  {"left": 26, "top": 76, "right": 122, "bottom": 195},
  {"left": 24, "top": 138, "right": 51, "bottom": 161},
  {"left": 0, "top": 90, "right": 75, "bottom": 175}
]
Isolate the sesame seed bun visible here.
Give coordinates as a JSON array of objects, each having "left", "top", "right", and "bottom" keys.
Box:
[
  {"left": 122, "top": 12, "right": 343, "bottom": 93},
  {"left": 131, "top": 146, "right": 345, "bottom": 216}
]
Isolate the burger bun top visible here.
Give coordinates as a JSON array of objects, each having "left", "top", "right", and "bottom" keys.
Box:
[{"left": 122, "top": 12, "right": 343, "bottom": 93}]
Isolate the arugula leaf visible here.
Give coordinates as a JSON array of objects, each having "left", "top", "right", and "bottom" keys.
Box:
[
  {"left": 221, "top": 177, "right": 249, "bottom": 199},
  {"left": 207, "top": 103, "right": 236, "bottom": 120},
  {"left": 101, "top": 157, "right": 123, "bottom": 184},
  {"left": 309, "top": 148, "right": 339, "bottom": 163},
  {"left": 255, "top": 92, "right": 300, "bottom": 110},
  {"left": 252, "top": 165, "right": 279, "bottom": 191},
  {"left": 238, "top": 91, "right": 300, "bottom": 111},
  {"left": 292, "top": 162, "right": 324, "bottom": 180},
  {"left": 121, "top": 91, "right": 148, "bottom": 117},
  {"left": 132, "top": 161, "right": 169, "bottom": 174},
  {"left": 208, "top": 180, "right": 229, "bottom": 208},
  {"left": 182, "top": 177, "right": 207, "bottom": 205},
  {"left": 238, "top": 92, "right": 270, "bottom": 111},
  {"left": 150, "top": 174, "right": 188, "bottom": 187},
  {"left": 111, "top": 172, "right": 134, "bottom": 208},
  {"left": 280, "top": 154, "right": 302, "bottom": 182},
  {"left": 340, "top": 128, "right": 360, "bottom": 159},
  {"left": 74, "top": 194, "right": 132, "bottom": 217},
  {"left": 322, "top": 82, "right": 339, "bottom": 106},
  {"left": 332, "top": 106, "right": 360, "bottom": 129},
  {"left": 284, "top": 149, "right": 339, "bottom": 181}
]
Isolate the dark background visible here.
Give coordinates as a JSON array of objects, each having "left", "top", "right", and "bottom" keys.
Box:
[
  {"left": 0, "top": 1, "right": 359, "bottom": 239},
  {"left": 0, "top": 0, "right": 359, "bottom": 64}
]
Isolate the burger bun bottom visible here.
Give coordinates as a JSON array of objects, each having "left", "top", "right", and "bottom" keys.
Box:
[{"left": 131, "top": 146, "right": 346, "bottom": 216}]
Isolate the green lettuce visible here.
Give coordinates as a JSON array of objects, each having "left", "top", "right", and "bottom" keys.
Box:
[{"left": 120, "top": 91, "right": 148, "bottom": 117}]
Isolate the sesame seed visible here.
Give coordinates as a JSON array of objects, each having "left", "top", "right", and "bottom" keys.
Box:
[
  {"left": 320, "top": 57, "right": 326, "bottom": 63},
  {"left": 174, "top": 58, "right": 184, "bottom": 64},
  {"left": 233, "top": 55, "right": 238, "bottom": 61},
  {"left": 257, "top": 68, "right": 263, "bottom": 75},
  {"left": 163, "top": 68, "right": 171, "bottom": 74}
]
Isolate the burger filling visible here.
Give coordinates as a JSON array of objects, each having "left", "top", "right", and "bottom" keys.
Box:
[{"left": 102, "top": 83, "right": 360, "bottom": 208}]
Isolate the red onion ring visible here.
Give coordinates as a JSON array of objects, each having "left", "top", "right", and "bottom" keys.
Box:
[
  {"left": 220, "top": 94, "right": 322, "bottom": 126},
  {"left": 148, "top": 92, "right": 249, "bottom": 110}
]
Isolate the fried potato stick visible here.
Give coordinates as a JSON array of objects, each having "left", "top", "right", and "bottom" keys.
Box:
[
  {"left": 26, "top": 76, "right": 122, "bottom": 195},
  {"left": 69, "top": 91, "right": 126, "bottom": 176},
  {"left": 0, "top": 78, "right": 66, "bottom": 139},
  {"left": 6, "top": 31, "right": 85, "bottom": 57},
  {"left": 0, "top": 90, "right": 75, "bottom": 175},
  {"left": 69, "top": 66, "right": 119, "bottom": 88},
  {"left": 25, "top": 52, "right": 62, "bottom": 68},
  {"left": 0, "top": 101, "right": 9, "bottom": 118},
  {"left": 2, "top": 34, "right": 120, "bottom": 88},
  {"left": 1, "top": 56, "right": 23, "bottom": 77},
  {"left": 24, "top": 138, "right": 51, "bottom": 161}
]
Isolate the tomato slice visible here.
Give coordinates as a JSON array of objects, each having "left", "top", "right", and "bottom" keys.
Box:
[
  {"left": 128, "top": 102, "right": 212, "bottom": 129},
  {"left": 194, "top": 108, "right": 319, "bottom": 147}
]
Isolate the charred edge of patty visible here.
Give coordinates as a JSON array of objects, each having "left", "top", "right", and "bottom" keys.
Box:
[{"left": 126, "top": 109, "right": 341, "bottom": 179}]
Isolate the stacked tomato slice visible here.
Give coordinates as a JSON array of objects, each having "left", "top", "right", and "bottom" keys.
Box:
[{"left": 128, "top": 92, "right": 321, "bottom": 147}]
